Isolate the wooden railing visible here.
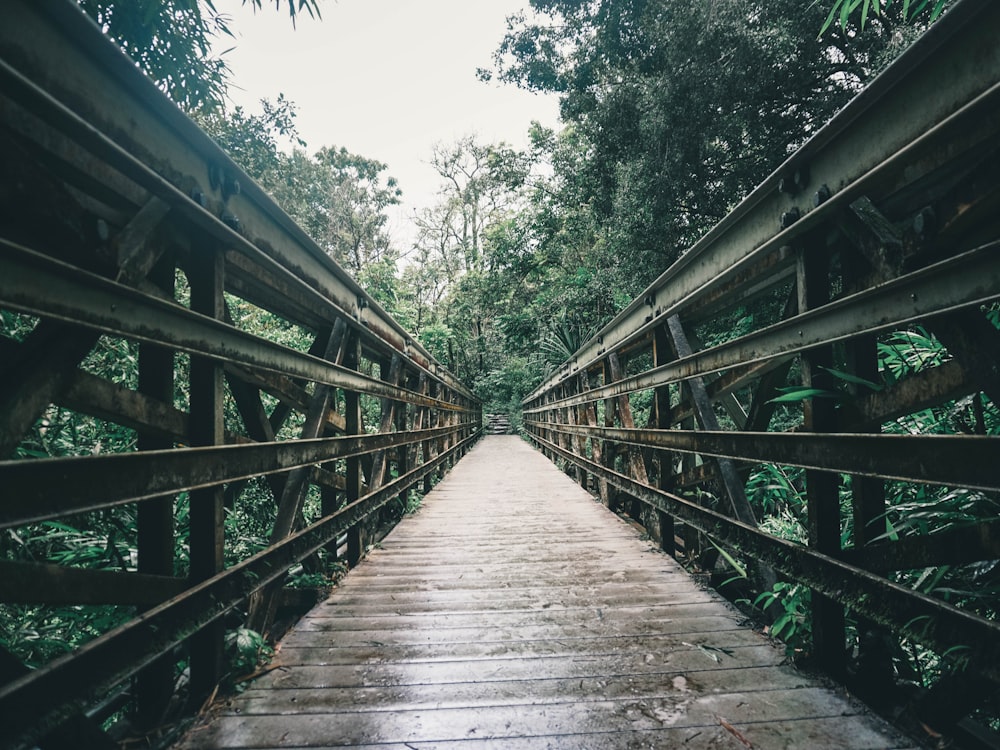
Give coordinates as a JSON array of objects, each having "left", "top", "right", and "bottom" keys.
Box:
[
  {"left": 523, "top": 0, "right": 1000, "bottom": 730},
  {"left": 0, "top": 2, "right": 480, "bottom": 747}
]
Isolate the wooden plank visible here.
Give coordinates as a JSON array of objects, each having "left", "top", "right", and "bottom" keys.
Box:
[
  {"left": 270, "top": 630, "right": 771, "bottom": 666},
  {"left": 182, "top": 692, "right": 909, "bottom": 749},
  {"left": 182, "top": 716, "right": 915, "bottom": 750},
  {"left": 177, "top": 436, "right": 909, "bottom": 750}
]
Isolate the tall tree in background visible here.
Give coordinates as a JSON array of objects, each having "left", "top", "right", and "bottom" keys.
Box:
[{"left": 405, "top": 137, "right": 534, "bottom": 383}]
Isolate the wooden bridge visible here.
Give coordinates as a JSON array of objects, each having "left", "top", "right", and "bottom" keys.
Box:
[
  {"left": 1, "top": 1, "right": 999, "bottom": 748},
  {"left": 176, "top": 435, "right": 913, "bottom": 749}
]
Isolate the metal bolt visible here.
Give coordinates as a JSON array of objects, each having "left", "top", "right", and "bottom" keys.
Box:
[
  {"left": 778, "top": 176, "right": 790, "bottom": 194},
  {"left": 96, "top": 219, "right": 110, "bottom": 242},
  {"left": 813, "top": 184, "right": 831, "bottom": 207},
  {"left": 190, "top": 188, "right": 208, "bottom": 208},
  {"left": 793, "top": 165, "right": 809, "bottom": 191},
  {"left": 223, "top": 175, "right": 241, "bottom": 197},
  {"left": 914, "top": 206, "right": 935, "bottom": 237},
  {"left": 221, "top": 212, "right": 240, "bottom": 231},
  {"left": 645, "top": 294, "right": 655, "bottom": 306},
  {"left": 209, "top": 163, "right": 223, "bottom": 191},
  {"left": 780, "top": 207, "right": 800, "bottom": 229}
]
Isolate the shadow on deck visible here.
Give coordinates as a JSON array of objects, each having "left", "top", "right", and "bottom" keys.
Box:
[{"left": 176, "top": 435, "right": 913, "bottom": 750}]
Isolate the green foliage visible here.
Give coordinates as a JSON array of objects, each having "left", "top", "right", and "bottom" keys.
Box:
[
  {"left": 78, "top": 0, "right": 322, "bottom": 113},
  {"left": 196, "top": 94, "right": 305, "bottom": 178},
  {"left": 755, "top": 582, "right": 812, "bottom": 653},
  {"left": 820, "top": 0, "right": 950, "bottom": 35},
  {"left": 1, "top": 518, "right": 137, "bottom": 667},
  {"left": 223, "top": 627, "right": 273, "bottom": 687}
]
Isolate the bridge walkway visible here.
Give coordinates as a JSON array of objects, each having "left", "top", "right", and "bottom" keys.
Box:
[{"left": 177, "top": 436, "right": 913, "bottom": 749}]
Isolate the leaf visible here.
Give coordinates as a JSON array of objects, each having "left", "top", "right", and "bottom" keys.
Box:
[
  {"left": 767, "top": 387, "right": 842, "bottom": 404},
  {"left": 820, "top": 0, "right": 844, "bottom": 35},
  {"left": 707, "top": 537, "right": 746, "bottom": 580},
  {"left": 819, "top": 366, "right": 882, "bottom": 391}
]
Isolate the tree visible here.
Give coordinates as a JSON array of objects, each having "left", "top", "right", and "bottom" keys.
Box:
[
  {"left": 195, "top": 94, "right": 305, "bottom": 178},
  {"left": 402, "top": 136, "right": 534, "bottom": 383},
  {"left": 486, "top": 0, "right": 920, "bottom": 293},
  {"left": 77, "top": 0, "right": 323, "bottom": 112},
  {"left": 315, "top": 148, "right": 402, "bottom": 276}
]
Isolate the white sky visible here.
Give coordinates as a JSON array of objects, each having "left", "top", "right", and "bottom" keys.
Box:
[{"left": 212, "top": 0, "right": 560, "bottom": 249}]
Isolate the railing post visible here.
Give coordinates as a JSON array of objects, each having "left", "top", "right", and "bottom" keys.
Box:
[
  {"left": 187, "top": 243, "right": 225, "bottom": 705},
  {"left": 134, "top": 257, "right": 175, "bottom": 727},
  {"left": 797, "top": 248, "right": 846, "bottom": 679},
  {"left": 601, "top": 358, "right": 616, "bottom": 508},
  {"left": 652, "top": 323, "right": 676, "bottom": 557},
  {"left": 607, "top": 352, "right": 648, "bottom": 519},
  {"left": 397, "top": 373, "right": 413, "bottom": 510},
  {"left": 842, "top": 239, "right": 894, "bottom": 700},
  {"left": 578, "top": 371, "right": 599, "bottom": 493},
  {"left": 343, "top": 331, "right": 366, "bottom": 567},
  {"left": 425, "top": 380, "right": 440, "bottom": 490}
]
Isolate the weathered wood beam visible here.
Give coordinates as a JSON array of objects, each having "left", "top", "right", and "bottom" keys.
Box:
[
  {"left": 837, "top": 520, "right": 1000, "bottom": 573},
  {"left": 248, "top": 320, "right": 350, "bottom": 633},
  {"left": 606, "top": 353, "right": 648, "bottom": 485},
  {"left": 0, "top": 321, "right": 100, "bottom": 458},
  {"left": 0, "top": 560, "right": 185, "bottom": 605},
  {"left": 134, "top": 256, "right": 177, "bottom": 728},
  {"left": 666, "top": 315, "right": 757, "bottom": 527},
  {"left": 525, "top": 242, "right": 1000, "bottom": 414},
  {"left": 186, "top": 238, "right": 226, "bottom": 704},
  {"left": 539, "top": 422, "right": 1000, "bottom": 494},
  {"left": 369, "top": 355, "right": 405, "bottom": 491}
]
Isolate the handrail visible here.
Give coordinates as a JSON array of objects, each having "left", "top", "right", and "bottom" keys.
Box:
[
  {"left": 522, "top": 0, "right": 1000, "bottom": 723},
  {"left": 0, "top": 2, "right": 481, "bottom": 747}
]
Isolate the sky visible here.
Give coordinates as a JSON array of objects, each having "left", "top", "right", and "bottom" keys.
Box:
[{"left": 212, "top": 0, "right": 561, "bottom": 248}]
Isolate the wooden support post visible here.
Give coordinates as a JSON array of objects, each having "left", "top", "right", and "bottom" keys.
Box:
[
  {"left": 343, "top": 332, "right": 365, "bottom": 567},
  {"left": 601, "top": 358, "right": 617, "bottom": 508},
  {"left": 798, "top": 248, "right": 846, "bottom": 680},
  {"left": 186, "top": 243, "right": 226, "bottom": 706},
  {"left": 369, "top": 355, "right": 404, "bottom": 490},
  {"left": 578, "top": 371, "right": 599, "bottom": 493},
  {"left": 652, "top": 324, "right": 676, "bottom": 557},
  {"left": 665, "top": 315, "right": 757, "bottom": 527},
  {"left": 134, "top": 257, "right": 176, "bottom": 728},
  {"left": 247, "top": 320, "right": 349, "bottom": 634},
  {"left": 842, "top": 222, "right": 895, "bottom": 702},
  {"left": 424, "top": 380, "right": 438, "bottom": 494},
  {"left": 607, "top": 352, "right": 649, "bottom": 488},
  {"left": 568, "top": 384, "right": 578, "bottom": 482},
  {"left": 396, "top": 376, "right": 413, "bottom": 509}
]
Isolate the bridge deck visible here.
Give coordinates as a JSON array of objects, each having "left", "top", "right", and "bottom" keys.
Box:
[{"left": 177, "top": 436, "right": 912, "bottom": 749}]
